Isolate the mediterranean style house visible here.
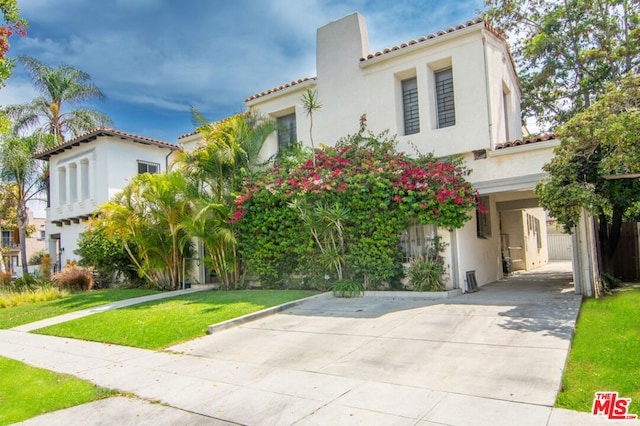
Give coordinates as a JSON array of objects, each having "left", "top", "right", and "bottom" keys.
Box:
[
  {"left": 182, "top": 13, "right": 565, "bottom": 292},
  {"left": 36, "top": 12, "right": 599, "bottom": 295},
  {"left": 34, "top": 128, "right": 179, "bottom": 270}
]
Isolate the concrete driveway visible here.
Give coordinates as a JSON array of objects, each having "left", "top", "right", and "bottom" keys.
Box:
[
  {"left": 166, "top": 262, "right": 582, "bottom": 424},
  {"left": 5, "top": 262, "right": 598, "bottom": 425}
]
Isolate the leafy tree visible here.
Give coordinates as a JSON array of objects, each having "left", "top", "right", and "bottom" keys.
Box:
[
  {"left": 0, "top": 0, "right": 26, "bottom": 87},
  {"left": 5, "top": 56, "right": 113, "bottom": 140},
  {"left": 0, "top": 182, "right": 17, "bottom": 272},
  {"left": 0, "top": 133, "right": 56, "bottom": 276},
  {"left": 536, "top": 74, "right": 640, "bottom": 273},
  {"left": 483, "top": 0, "right": 640, "bottom": 129}
]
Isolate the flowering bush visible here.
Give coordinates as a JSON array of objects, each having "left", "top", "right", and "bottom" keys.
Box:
[{"left": 236, "top": 130, "right": 480, "bottom": 287}]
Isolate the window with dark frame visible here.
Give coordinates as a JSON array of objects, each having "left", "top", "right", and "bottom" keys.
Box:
[
  {"left": 277, "top": 113, "right": 297, "bottom": 152},
  {"left": 476, "top": 196, "right": 491, "bottom": 239},
  {"left": 402, "top": 77, "right": 420, "bottom": 135},
  {"left": 435, "top": 68, "right": 455, "bottom": 128},
  {"left": 137, "top": 160, "right": 160, "bottom": 175}
]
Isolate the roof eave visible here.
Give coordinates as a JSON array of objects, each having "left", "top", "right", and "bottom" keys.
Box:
[
  {"left": 245, "top": 77, "right": 317, "bottom": 106},
  {"left": 359, "top": 23, "right": 485, "bottom": 68}
]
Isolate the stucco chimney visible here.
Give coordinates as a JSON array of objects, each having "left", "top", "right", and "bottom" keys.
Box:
[{"left": 316, "top": 12, "right": 369, "bottom": 82}]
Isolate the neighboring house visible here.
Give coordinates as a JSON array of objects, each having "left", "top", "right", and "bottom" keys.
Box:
[
  {"left": 184, "top": 13, "right": 564, "bottom": 291},
  {"left": 1, "top": 210, "right": 45, "bottom": 275},
  {"left": 34, "top": 127, "right": 179, "bottom": 270}
]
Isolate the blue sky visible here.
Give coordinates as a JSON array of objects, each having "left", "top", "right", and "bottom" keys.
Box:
[{"left": 0, "top": 0, "right": 485, "bottom": 143}]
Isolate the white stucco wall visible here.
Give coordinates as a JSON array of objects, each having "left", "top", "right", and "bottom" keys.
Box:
[
  {"left": 451, "top": 195, "right": 503, "bottom": 289},
  {"left": 246, "top": 13, "right": 521, "bottom": 160},
  {"left": 45, "top": 135, "right": 176, "bottom": 265}
]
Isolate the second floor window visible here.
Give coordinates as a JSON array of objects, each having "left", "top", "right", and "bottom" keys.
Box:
[
  {"left": 402, "top": 77, "right": 420, "bottom": 135},
  {"left": 435, "top": 68, "right": 455, "bottom": 128},
  {"left": 277, "top": 113, "right": 297, "bottom": 152},
  {"left": 1, "top": 230, "right": 13, "bottom": 248},
  {"left": 138, "top": 160, "right": 160, "bottom": 175}
]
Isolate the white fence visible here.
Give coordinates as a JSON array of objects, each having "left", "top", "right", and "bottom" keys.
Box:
[{"left": 547, "top": 234, "right": 572, "bottom": 260}]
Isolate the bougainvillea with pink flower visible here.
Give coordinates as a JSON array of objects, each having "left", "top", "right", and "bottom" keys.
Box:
[{"left": 235, "top": 129, "right": 482, "bottom": 287}]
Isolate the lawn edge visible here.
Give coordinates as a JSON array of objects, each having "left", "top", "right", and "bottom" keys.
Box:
[{"left": 206, "top": 292, "right": 333, "bottom": 334}]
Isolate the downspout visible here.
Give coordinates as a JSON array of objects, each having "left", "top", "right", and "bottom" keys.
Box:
[
  {"left": 450, "top": 229, "right": 460, "bottom": 290},
  {"left": 482, "top": 34, "right": 494, "bottom": 150},
  {"left": 165, "top": 150, "right": 174, "bottom": 172}
]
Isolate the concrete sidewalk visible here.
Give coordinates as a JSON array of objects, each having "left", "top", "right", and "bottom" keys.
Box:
[{"left": 1, "top": 266, "right": 628, "bottom": 425}]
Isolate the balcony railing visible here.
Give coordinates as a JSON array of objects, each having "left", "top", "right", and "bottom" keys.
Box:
[{"left": 1, "top": 240, "right": 19, "bottom": 249}]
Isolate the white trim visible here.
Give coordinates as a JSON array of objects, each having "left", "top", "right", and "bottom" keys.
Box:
[{"left": 489, "top": 140, "right": 560, "bottom": 157}]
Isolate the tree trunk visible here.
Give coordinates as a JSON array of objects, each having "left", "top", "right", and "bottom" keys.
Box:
[
  {"left": 596, "top": 208, "right": 624, "bottom": 277},
  {"left": 17, "top": 206, "right": 29, "bottom": 276}
]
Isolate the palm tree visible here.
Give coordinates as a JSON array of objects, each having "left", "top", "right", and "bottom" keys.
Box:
[
  {"left": 301, "top": 88, "right": 322, "bottom": 166},
  {"left": 173, "top": 110, "right": 277, "bottom": 287},
  {"left": 176, "top": 110, "right": 278, "bottom": 203},
  {"left": 0, "top": 133, "right": 57, "bottom": 275},
  {"left": 5, "top": 56, "right": 113, "bottom": 140},
  {"left": 98, "top": 172, "right": 193, "bottom": 290}
]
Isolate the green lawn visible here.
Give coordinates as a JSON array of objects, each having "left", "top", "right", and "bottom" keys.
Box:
[
  {"left": 556, "top": 287, "right": 640, "bottom": 415},
  {"left": 0, "top": 356, "right": 117, "bottom": 425},
  {"left": 0, "top": 289, "right": 158, "bottom": 329},
  {"left": 35, "top": 290, "right": 318, "bottom": 350}
]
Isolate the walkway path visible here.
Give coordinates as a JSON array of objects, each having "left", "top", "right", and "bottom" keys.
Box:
[
  {"left": 10, "top": 285, "right": 215, "bottom": 332},
  {"left": 1, "top": 264, "right": 623, "bottom": 425}
]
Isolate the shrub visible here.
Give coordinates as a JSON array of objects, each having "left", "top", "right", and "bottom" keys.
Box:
[
  {"left": 236, "top": 129, "right": 479, "bottom": 287},
  {"left": 332, "top": 279, "right": 364, "bottom": 298},
  {"left": 408, "top": 235, "right": 448, "bottom": 291},
  {"left": 408, "top": 258, "right": 446, "bottom": 291},
  {"left": 0, "top": 271, "right": 12, "bottom": 288},
  {"left": 601, "top": 272, "right": 622, "bottom": 292},
  {"left": 14, "top": 273, "right": 48, "bottom": 290},
  {"left": 40, "top": 253, "right": 53, "bottom": 282},
  {"left": 0, "top": 284, "right": 68, "bottom": 308},
  {"left": 52, "top": 263, "right": 94, "bottom": 291},
  {"left": 28, "top": 250, "right": 46, "bottom": 266},
  {"left": 75, "top": 224, "right": 144, "bottom": 288}
]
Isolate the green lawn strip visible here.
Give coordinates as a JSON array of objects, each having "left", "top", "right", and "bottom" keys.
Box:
[
  {"left": 556, "top": 288, "right": 640, "bottom": 415},
  {"left": 0, "top": 355, "right": 118, "bottom": 425},
  {"left": 35, "top": 290, "right": 319, "bottom": 350},
  {"left": 0, "top": 289, "right": 158, "bottom": 329}
]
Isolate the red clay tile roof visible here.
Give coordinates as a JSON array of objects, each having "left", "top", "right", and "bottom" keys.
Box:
[
  {"left": 34, "top": 127, "right": 179, "bottom": 160},
  {"left": 244, "top": 18, "right": 511, "bottom": 103},
  {"left": 178, "top": 129, "right": 199, "bottom": 140},
  {"left": 494, "top": 133, "right": 558, "bottom": 150},
  {"left": 359, "top": 18, "right": 505, "bottom": 62},
  {"left": 244, "top": 77, "right": 317, "bottom": 103}
]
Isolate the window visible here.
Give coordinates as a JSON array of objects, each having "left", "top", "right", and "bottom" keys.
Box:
[
  {"left": 80, "top": 159, "right": 89, "bottom": 200},
  {"left": 477, "top": 196, "right": 491, "bottom": 239},
  {"left": 58, "top": 167, "right": 67, "bottom": 205},
  {"left": 38, "top": 230, "right": 46, "bottom": 241},
  {"left": 1, "top": 230, "right": 13, "bottom": 248},
  {"left": 435, "top": 68, "right": 455, "bottom": 128},
  {"left": 402, "top": 77, "right": 420, "bottom": 135},
  {"left": 138, "top": 160, "right": 160, "bottom": 175},
  {"left": 399, "top": 222, "right": 437, "bottom": 262},
  {"left": 502, "top": 85, "right": 511, "bottom": 142},
  {"left": 69, "top": 163, "right": 77, "bottom": 203},
  {"left": 277, "top": 113, "right": 297, "bottom": 152}
]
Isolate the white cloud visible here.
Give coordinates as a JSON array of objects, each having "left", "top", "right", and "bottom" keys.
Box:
[{"left": 4, "top": 0, "right": 486, "bottom": 140}]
